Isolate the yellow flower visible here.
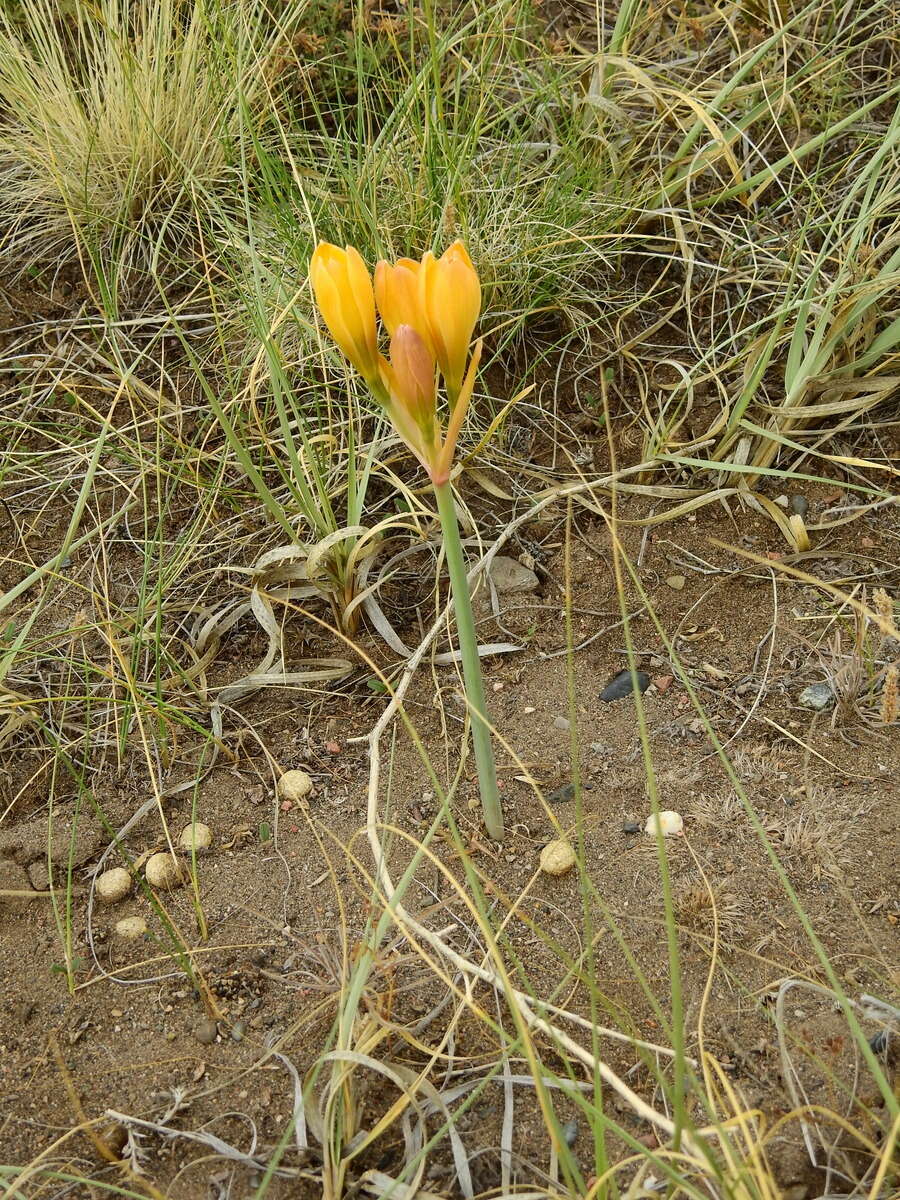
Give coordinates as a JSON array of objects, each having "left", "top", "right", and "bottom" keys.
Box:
[
  {"left": 309, "top": 240, "right": 483, "bottom": 484},
  {"left": 309, "top": 242, "right": 380, "bottom": 382},
  {"left": 419, "top": 240, "right": 481, "bottom": 394}
]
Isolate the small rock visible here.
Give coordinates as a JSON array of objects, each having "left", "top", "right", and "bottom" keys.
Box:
[
  {"left": 547, "top": 783, "right": 576, "bottom": 806},
  {"left": 869, "top": 1030, "right": 890, "bottom": 1057},
  {"left": 562, "top": 1119, "right": 579, "bottom": 1148},
  {"left": 195, "top": 1019, "right": 218, "bottom": 1045},
  {"left": 539, "top": 840, "right": 577, "bottom": 876},
  {"left": 145, "top": 852, "right": 186, "bottom": 891},
  {"left": 178, "top": 822, "right": 213, "bottom": 852},
  {"left": 231, "top": 1020, "right": 247, "bottom": 1042},
  {"left": 665, "top": 575, "right": 686, "bottom": 591},
  {"left": 115, "top": 916, "right": 148, "bottom": 940},
  {"left": 95, "top": 867, "right": 133, "bottom": 904},
  {"left": 277, "top": 770, "right": 313, "bottom": 803},
  {"left": 553, "top": 715, "right": 570, "bottom": 732},
  {"left": 98, "top": 1119, "right": 128, "bottom": 1158},
  {"left": 798, "top": 682, "right": 835, "bottom": 711},
  {"left": 652, "top": 675, "right": 673, "bottom": 693},
  {"left": 622, "top": 821, "right": 641, "bottom": 835},
  {"left": 27, "top": 860, "right": 51, "bottom": 891},
  {"left": 789, "top": 495, "right": 809, "bottom": 517},
  {"left": 644, "top": 811, "right": 684, "bottom": 837},
  {"left": 489, "top": 555, "right": 539, "bottom": 594},
  {"left": 599, "top": 669, "right": 650, "bottom": 703}
]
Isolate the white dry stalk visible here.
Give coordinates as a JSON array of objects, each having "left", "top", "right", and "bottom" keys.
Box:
[{"left": 357, "top": 464, "right": 705, "bottom": 1152}]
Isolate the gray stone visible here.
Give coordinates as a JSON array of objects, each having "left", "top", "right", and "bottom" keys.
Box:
[
  {"left": 798, "top": 682, "right": 835, "bottom": 711},
  {"left": 194, "top": 1019, "right": 218, "bottom": 1045},
  {"left": 27, "top": 860, "right": 51, "bottom": 891},
  {"left": 547, "top": 783, "right": 576, "bottom": 806},
  {"left": 562, "top": 1119, "right": 579, "bottom": 1148},
  {"left": 790, "top": 495, "right": 809, "bottom": 517},
  {"left": 489, "top": 556, "right": 539, "bottom": 594}
]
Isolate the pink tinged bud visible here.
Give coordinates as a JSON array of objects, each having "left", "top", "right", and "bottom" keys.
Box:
[{"left": 389, "top": 325, "right": 437, "bottom": 429}]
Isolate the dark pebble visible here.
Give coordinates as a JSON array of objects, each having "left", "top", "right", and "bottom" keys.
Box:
[
  {"left": 547, "top": 783, "right": 576, "bottom": 806},
  {"left": 789, "top": 495, "right": 808, "bottom": 517},
  {"left": 195, "top": 1019, "right": 218, "bottom": 1045},
  {"left": 869, "top": 1030, "right": 890, "bottom": 1057},
  {"left": 599, "top": 669, "right": 650, "bottom": 703},
  {"left": 622, "top": 821, "right": 641, "bottom": 835}
]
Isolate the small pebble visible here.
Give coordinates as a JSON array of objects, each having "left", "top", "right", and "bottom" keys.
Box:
[
  {"left": 145, "top": 852, "right": 186, "bottom": 890},
  {"left": 562, "top": 1119, "right": 579, "bottom": 1148},
  {"left": 98, "top": 1120, "right": 128, "bottom": 1157},
  {"left": 644, "top": 810, "right": 684, "bottom": 837},
  {"left": 652, "top": 675, "right": 673, "bottom": 693},
  {"left": 798, "top": 682, "right": 835, "bottom": 711},
  {"left": 489, "top": 555, "right": 539, "bottom": 594},
  {"left": 114, "top": 916, "right": 148, "bottom": 940},
  {"left": 547, "top": 783, "right": 576, "bottom": 806},
  {"left": 195, "top": 1019, "right": 218, "bottom": 1045},
  {"left": 178, "top": 822, "right": 213, "bottom": 852},
  {"left": 539, "top": 840, "right": 577, "bottom": 876},
  {"left": 95, "top": 867, "right": 133, "bottom": 904},
  {"left": 599, "top": 669, "right": 650, "bottom": 703},
  {"left": 553, "top": 715, "right": 570, "bottom": 732},
  {"left": 277, "top": 770, "right": 313, "bottom": 802},
  {"left": 622, "top": 821, "right": 641, "bottom": 835},
  {"left": 665, "top": 575, "right": 686, "bottom": 591},
  {"left": 869, "top": 1030, "right": 890, "bottom": 1057},
  {"left": 789, "top": 495, "right": 809, "bottom": 517},
  {"left": 231, "top": 1021, "right": 247, "bottom": 1042}
]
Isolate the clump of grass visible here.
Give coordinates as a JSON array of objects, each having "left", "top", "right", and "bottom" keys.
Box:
[
  {"left": 675, "top": 872, "right": 747, "bottom": 945},
  {"left": 0, "top": 0, "right": 291, "bottom": 270}
]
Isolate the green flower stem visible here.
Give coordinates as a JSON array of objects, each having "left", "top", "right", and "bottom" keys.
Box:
[{"left": 433, "top": 479, "right": 504, "bottom": 841}]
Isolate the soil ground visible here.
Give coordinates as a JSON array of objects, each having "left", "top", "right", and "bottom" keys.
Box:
[{"left": 1, "top": 409, "right": 898, "bottom": 1194}]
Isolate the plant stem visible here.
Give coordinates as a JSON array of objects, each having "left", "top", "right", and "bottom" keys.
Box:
[{"left": 433, "top": 480, "right": 504, "bottom": 841}]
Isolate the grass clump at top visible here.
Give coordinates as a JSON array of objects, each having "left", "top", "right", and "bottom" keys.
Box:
[{"left": 0, "top": 0, "right": 301, "bottom": 272}]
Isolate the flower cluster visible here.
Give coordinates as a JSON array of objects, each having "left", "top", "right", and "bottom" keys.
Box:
[{"left": 309, "top": 241, "right": 481, "bottom": 485}]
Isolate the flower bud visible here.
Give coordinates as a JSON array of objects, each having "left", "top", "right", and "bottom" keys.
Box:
[{"left": 388, "top": 325, "right": 436, "bottom": 430}]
